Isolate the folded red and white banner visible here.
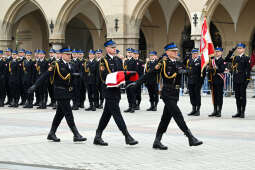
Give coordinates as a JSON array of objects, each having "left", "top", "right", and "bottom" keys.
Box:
[{"left": 106, "top": 71, "right": 139, "bottom": 88}]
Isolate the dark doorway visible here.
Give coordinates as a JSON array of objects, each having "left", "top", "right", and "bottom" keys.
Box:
[
  {"left": 210, "top": 22, "right": 222, "bottom": 48},
  {"left": 139, "top": 29, "right": 147, "bottom": 60},
  {"left": 65, "top": 17, "right": 93, "bottom": 53}
]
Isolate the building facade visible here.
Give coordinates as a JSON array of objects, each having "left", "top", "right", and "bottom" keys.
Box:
[{"left": 0, "top": 0, "right": 255, "bottom": 57}]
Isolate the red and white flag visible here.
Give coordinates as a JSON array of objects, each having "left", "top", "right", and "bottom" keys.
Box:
[
  {"left": 200, "top": 17, "right": 214, "bottom": 70},
  {"left": 106, "top": 71, "right": 139, "bottom": 88}
]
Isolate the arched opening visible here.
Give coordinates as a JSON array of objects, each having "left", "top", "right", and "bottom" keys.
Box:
[
  {"left": 58, "top": 0, "right": 106, "bottom": 53},
  {"left": 5, "top": 1, "right": 49, "bottom": 51},
  {"left": 138, "top": 0, "right": 191, "bottom": 58},
  {"left": 65, "top": 17, "right": 93, "bottom": 52},
  {"left": 210, "top": 22, "right": 222, "bottom": 47},
  {"left": 139, "top": 29, "right": 147, "bottom": 60}
]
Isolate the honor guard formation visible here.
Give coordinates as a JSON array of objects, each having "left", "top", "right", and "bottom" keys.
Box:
[{"left": 0, "top": 39, "right": 253, "bottom": 150}]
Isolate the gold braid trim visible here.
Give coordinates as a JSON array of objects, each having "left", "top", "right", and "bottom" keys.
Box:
[
  {"left": 9, "top": 62, "right": 11, "bottom": 73},
  {"left": 163, "top": 60, "right": 177, "bottom": 79},
  {"left": 145, "top": 62, "right": 149, "bottom": 73},
  {"left": 84, "top": 60, "right": 89, "bottom": 72},
  {"left": 49, "top": 65, "right": 56, "bottom": 85},
  {"left": 104, "top": 58, "right": 111, "bottom": 73},
  {"left": 22, "top": 61, "right": 26, "bottom": 72},
  {"left": 55, "top": 62, "right": 71, "bottom": 83}
]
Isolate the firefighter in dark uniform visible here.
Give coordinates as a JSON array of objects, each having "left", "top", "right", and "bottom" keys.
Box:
[
  {"left": 85, "top": 50, "right": 98, "bottom": 111},
  {"left": 95, "top": 49, "right": 104, "bottom": 109},
  {"left": 123, "top": 48, "right": 137, "bottom": 113},
  {"left": 70, "top": 49, "right": 81, "bottom": 110},
  {"left": 133, "top": 49, "right": 144, "bottom": 110},
  {"left": 8, "top": 50, "right": 22, "bottom": 108},
  {"left": 0, "top": 50, "right": 7, "bottom": 107},
  {"left": 36, "top": 50, "right": 49, "bottom": 109},
  {"left": 79, "top": 50, "right": 87, "bottom": 108},
  {"left": 18, "top": 49, "right": 26, "bottom": 105},
  {"left": 4, "top": 48, "right": 12, "bottom": 105},
  {"left": 187, "top": 48, "right": 202, "bottom": 116},
  {"left": 94, "top": 40, "right": 138, "bottom": 146},
  {"left": 22, "top": 51, "right": 36, "bottom": 108},
  {"left": 47, "top": 48, "right": 56, "bottom": 108},
  {"left": 225, "top": 43, "right": 251, "bottom": 118},
  {"left": 28, "top": 48, "right": 86, "bottom": 142},
  {"left": 33, "top": 49, "right": 41, "bottom": 106},
  {"left": 145, "top": 51, "right": 159, "bottom": 111},
  {"left": 130, "top": 43, "right": 202, "bottom": 150},
  {"left": 208, "top": 47, "right": 226, "bottom": 117}
]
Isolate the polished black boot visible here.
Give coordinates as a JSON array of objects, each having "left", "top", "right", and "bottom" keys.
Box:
[
  {"left": 80, "top": 102, "right": 84, "bottom": 108},
  {"left": 124, "top": 106, "right": 132, "bottom": 113},
  {"left": 215, "top": 105, "right": 222, "bottom": 117},
  {"left": 47, "top": 126, "right": 60, "bottom": 142},
  {"left": 70, "top": 126, "right": 87, "bottom": 142},
  {"left": 193, "top": 106, "right": 200, "bottom": 116},
  {"left": 152, "top": 101, "right": 158, "bottom": 111},
  {"left": 72, "top": 104, "right": 79, "bottom": 110},
  {"left": 188, "top": 106, "right": 196, "bottom": 116},
  {"left": 91, "top": 104, "right": 96, "bottom": 111},
  {"left": 52, "top": 102, "right": 57, "bottom": 109},
  {"left": 146, "top": 102, "right": 154, "bottom": 111},
  {"left": 93, "top": 130, "right": 108, "bottom": 146},
  {"left": 185, "top": 130, "right": 203, "bottom": 146},
  {"left": 240, "top": 106, "right": 245, "bottom": 118},
  {"left": 98, "top": 100, "right": 103, "bottom": 109},
  {"left": 209, "top": 104, "right": 217, "bottom": 117},
  {"left": 0, "top": 98, "right": 4, "bottom": 107},
  {"left": 152, "top": 133, "right": 168, "bottom": 150},
  {"left": 122, "top": 129, "right": 138, "bottom": 145},
  {"left": 13, "top": 99, "right": 19, "bottom": 108},
  {"left": 8, "top": 99, "right": 15, "bottom": 107},
  {"left": 232, "top": 104, "right": 241, "bottom": 118}
]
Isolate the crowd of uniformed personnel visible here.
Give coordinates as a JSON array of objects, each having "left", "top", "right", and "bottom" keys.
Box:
[
  {"left": 0, "top": 39, "right": 252, "bottom": 149},
  {"left": 0, "top": 42, "right": 252, "bottom": 120}
]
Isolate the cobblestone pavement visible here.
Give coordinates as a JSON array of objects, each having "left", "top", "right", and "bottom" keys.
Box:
[{"left": 0, "top": 94, "right": 254, "bottom": 170}]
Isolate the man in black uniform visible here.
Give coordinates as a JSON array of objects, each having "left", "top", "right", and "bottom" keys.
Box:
[
  {"left": 93, "top": 40, "right": 138, "bottom": 146},
  {"left": 187, "top": 49, "right": 202, "bottom": 116},
  {"left": 208, "top": 47, "right": 226, "bottom": 117},
  {"left": 123, "top": 48, "right": 137, "bottom": 113},
  {"left": 33, "top": 49, "right": 41, "bottom": 106},
  {"left": 145, "top": 51, "right": 159, "bottom": 111},
  {"left": 18, "top": 49, "right": 26, "bottom": 105},
  {"left": 225, "top": 43, "right": 251, "bottom": 118},
  {"left": 22, "top": 51, "right": 36, "bottom": 108},
  {"left": 47, "top": 48, "right": 56, "bottom": 108},
  {"left": 28, "top": 48, "right": 86, "bottom": 142},
  {"left": 85, "top": 50, "right": 98, "bottom": 111},
  {"left": 0, "top": 50, "right": 7, "bottom": 107},
  {"left": 70, "top": 49, "right": 81, "bottom": 110},
  {"left": 4, "top": 48, "right": 12, "bottom": 105},
  {"left": 36, "top": 50, "right": 49, "bottom": 109},
  {"left": 8, "top": 50, "right": 21, "bottom": 108},
  {"left": 78, "top": 50, "right": 87, "bottom": 108},
  {"left": 133, "top": 49, "right": 144, "bottom": 110},
  {"left": 95, "top": 49, "right": 104, "bottom": 109},
  {"left": 130, "top": 43, "right": 202, "bottom": 150}
]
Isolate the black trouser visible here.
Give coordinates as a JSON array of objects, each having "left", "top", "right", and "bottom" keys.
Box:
[
  {"left": 48, "top": 82, "right": 55, "bottom": 104},
  {"left": 38, "top": 81, "right": 48, "bottom": 106},
  {"left": 20, "top": 79, "right": 25, "bottom": 103},
  {"left": 23, "top": 82, "right": 34, "bottom": 104},
  {"left": 188, "top": 83, "right": 201, "bottom": 106},
  {"left": 146, "top": 84, "right": 159, "bottom": 104},
  {"left": 126, "top": 83, "right": 136, "bottom": 107},
  {"left": 0, "top": 78, "right": 6, "bottom": 103},
  {"left": 51, "top": 99, "right": 76, "bottom": 130},
  {"left": 9, "top": 81, "right": 20, "bottom": 103},
  {"left": 72, "top": 78, "right": 81, "bottom": 107},
  {"left": 5, "top": 76, "right": 10, "bottom": 102},
  {"left": 234, "top": 83, "right": 247, "bottom": 109},
  {"left": 212, "top": 82, "right": 224, "bottom": 105},
  {"left": 80, "top": 78, "right": 86, "bottom": 105},
  {"left": 156, "top": 98, "right": 188, "bottom": 134},
  {"left": 97, "top": 98, "right": 127, "bottom": 132},
  {"left": 87, "top": 84, "right": 97, "bottom": 106},
  {"left": 135, "top": 85, "right": 142, "bottom": 106}
]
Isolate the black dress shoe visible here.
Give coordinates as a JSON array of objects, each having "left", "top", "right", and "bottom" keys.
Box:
[
  {"left": 47, "top": 133, "right": 60, "bottom": 142},
  {"left": 93, "top": 137, "right": 108, "bottom": 146},
  {"left": 72, "top": 106, "right": 79, "bottom": 110},
  {"left": 85, "top": 106, "right": 92, "bottom": 111},
  {"left": 124, "top": 107, "right": 132, "bottom": 113},
  {"left": 232, "top": 113, "right": 241, "bottom": 118},
  {"left": 73, "top": 135, "right": 87, "bottom": 142},
  {"left": 185, "top": 130, "right": 203, "bottom": 146},
  {"left": 153, "top": 141, "right": 168, "bottom": 150}
]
